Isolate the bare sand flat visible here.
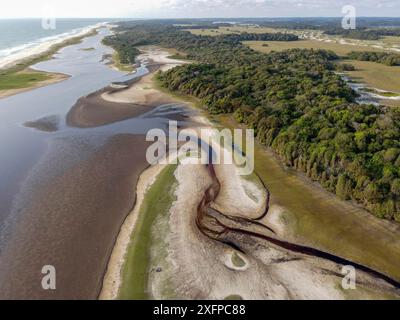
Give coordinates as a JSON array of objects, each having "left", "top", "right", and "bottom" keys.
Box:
[{"left": 67, "top": 48, "right": 188, "bottom": 128}]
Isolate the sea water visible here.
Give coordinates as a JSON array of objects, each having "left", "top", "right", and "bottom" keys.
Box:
[{"left": 0, "top": 18, "right": 112, "bottom": 60}]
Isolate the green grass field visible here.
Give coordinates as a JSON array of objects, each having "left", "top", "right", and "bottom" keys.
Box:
[
  {"left": 0, "top": 71, "right": 51, "bottom": 90},
  {"left": 118, "top": 165, "right": 177, "bottom": 300}
]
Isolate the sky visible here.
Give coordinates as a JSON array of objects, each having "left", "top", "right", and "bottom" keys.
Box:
[{"left": 1, "top": 0, "right": 400, "bottom": 18}]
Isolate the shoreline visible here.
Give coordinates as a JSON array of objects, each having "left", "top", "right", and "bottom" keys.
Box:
[
  {"left": 0, "top": 24, "right": 103, "bottom": 100},
  {"left": 0, "top": 68, "right": 70, "bottom": 100},
  {"left": 98, "top": 47, "right": 190, "bottom": 299},
  {"left": 0, "top": 23, "right": 104, "bottom": 70},
  {"left": 66, "top": 47, "right": 190, "bottom": 129},
  {"left": 99, "top": 163, "right": 168, "bottom": 300}
]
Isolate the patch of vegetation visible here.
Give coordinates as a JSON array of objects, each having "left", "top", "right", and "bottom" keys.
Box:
[
  {"left": 167, "top": 53, "right": 188, "bottom": 60},
  {"left": 103, "top": 36, "right": 140, "bottom": 65},
  {"left": 347, "top": 51, "right": 400, "bottom": 66},
  {"left": 118, "top": 165, "right": 177, "bottom": 300},
  {"left": 324, "top": 27, "right": 400, "bottom": 41},
  {"left": 0, "top": 71, "right": 50, "bottom": 90},
  {"left": 112, "top": 52, "right": 135, "bottom": 72},
  {"left": 231, "top": 252, "right": 246, "bottom": 268},
  {"left": 361, "top": 88, "right": 400, "bottom": 97},
  {"left": 337, "top": 63, "right": 355, "bottom": 72}
]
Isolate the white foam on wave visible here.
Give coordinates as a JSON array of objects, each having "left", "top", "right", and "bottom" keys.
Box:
[{"left": 0, "top": 22, "right": 107, "bottom": 69}]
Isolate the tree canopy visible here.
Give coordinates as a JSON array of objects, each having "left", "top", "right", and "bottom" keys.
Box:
[{"left": 106, "top": 23, "right": 400, "bottom": 221}]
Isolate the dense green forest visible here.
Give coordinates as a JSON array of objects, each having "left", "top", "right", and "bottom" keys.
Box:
[
  {"left": 347, "top": 51, "right": 400, "bottom": 66},
  {"left": 106, "top": 23, "right": 400, "bottom": 221},
  {"left": 102, "top": 37, "right": 141, "bottom": 64},
  {"left": 219, "top": 33, "right": 298, "bottom": 41}
]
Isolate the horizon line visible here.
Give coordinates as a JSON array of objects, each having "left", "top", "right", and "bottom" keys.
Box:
[{"left": 1, "top": 16, "right": 400, "bottom": 20}]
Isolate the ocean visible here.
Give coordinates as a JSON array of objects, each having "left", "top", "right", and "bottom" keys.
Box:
[{"left": 0, "top": 18, "right": 113, "bottom": 60}]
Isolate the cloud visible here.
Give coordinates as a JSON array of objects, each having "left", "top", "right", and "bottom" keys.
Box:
[
  {"left": 128, "top": 0, "right": 400, "bottom": 18},
  {"left": 0, "top": 0, "right": 399, "bottom": 18}
]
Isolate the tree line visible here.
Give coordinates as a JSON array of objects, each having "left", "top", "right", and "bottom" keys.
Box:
[
  {"left": 324, "top": 27, "right": 400, "bottom": 40},
  {"left": 347, "top": 51, "right": 400, "bottom": 66}
]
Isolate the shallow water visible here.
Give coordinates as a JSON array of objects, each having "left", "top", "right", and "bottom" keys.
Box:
[
  {"left": 0, "top": 19, "right": 112, "bottom": 60},
  {"left": 0, "top": 26, "right": 191, "bottom": 299}
]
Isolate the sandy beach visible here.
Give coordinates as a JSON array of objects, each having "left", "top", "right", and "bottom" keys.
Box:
[
  {"left": 0, "top": 24, "right": 106, "bottom": 100},
  {"left": 0, "top": 24, "right": 104, "bottom": 70}
]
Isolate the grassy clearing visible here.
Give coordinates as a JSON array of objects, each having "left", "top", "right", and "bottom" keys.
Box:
[
  {"left": 118, "top": 165, "right": 177, "bottom": 300},
  {"left": 382, "top": 36, "right": 400, "bottom": 46},
  {"left": 342, "top": 59, "right": 400, "bottom": 93},
  {"left": 0, "top": 71, "right": 51, "bottom": 90},
  {"left": 381, "top": 99, "right": 400, "bottom": 107}
]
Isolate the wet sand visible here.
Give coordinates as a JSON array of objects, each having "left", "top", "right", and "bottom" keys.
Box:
[
  {"left": 67, "top": 58, "right": 180, "bottom": 128},
  {"left": 66, "top": 88, "right": 152, "bottom": 128},
  {"left": 24, "top": 115, "right": 61, "bottom": 132}
]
